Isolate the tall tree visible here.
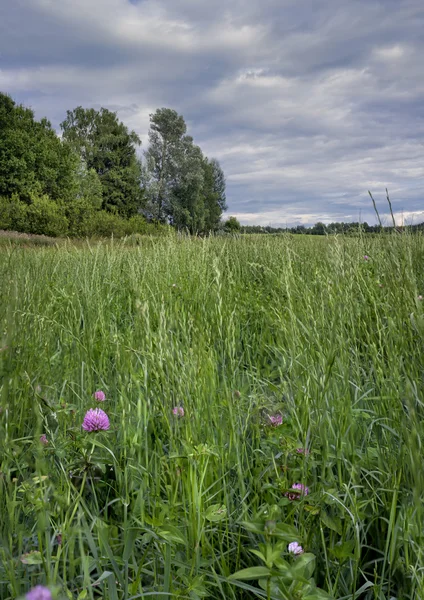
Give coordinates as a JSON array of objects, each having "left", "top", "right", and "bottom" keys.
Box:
[
  {"left": 170, "top": 136, "right": 206, "bottom": 232},
  {"left": 0, "top": 92, "right": 77, "bottom": 203},
  {"left": 144, "top": 108, "right": 187, "bottom": 222},
  {"left": 202, "top": 158, "right": 227, "bottom": 232},
  {"left": 144, "top": 107, "right": 228, "bottom": 231},
  {"left": 61, "top": 106, "right": 143, "bottom": 217}
]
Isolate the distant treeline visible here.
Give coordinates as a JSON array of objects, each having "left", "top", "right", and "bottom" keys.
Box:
[
  {"left": 241, "top": 221, "right": 424, "bottom": 235},
  {"left": 0, "top": 93, "right": 227, "bottom": 237}
]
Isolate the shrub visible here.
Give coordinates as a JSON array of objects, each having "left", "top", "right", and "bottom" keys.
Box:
[
  {"left": 24, "top": 194, "right": 68, "bottom": 237},
  {"left": 125, "top": 215, "right": 174, "bottom": 237},
  {"left": 89, "top": 210, "right": 127, "bottom": 238},
  {"left": 0, "top": 194, "right": 67, "bottom": 237},
  {"left": 0, "top": 195, "right": 26, "bottom": 231},
  {"left": 65, "top": 198, "right": 96, "bottom": 238},
  {"left": 224, "top": 216, "right": 241, "bottom": 233}
]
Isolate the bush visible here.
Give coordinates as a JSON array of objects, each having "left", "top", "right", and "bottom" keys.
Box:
[
  {"left": 224, "top": 216, "right": 241, "bottom": 233},
  {"left": 65, "top": 198, "right": 96, "bottom": 238},
  {"left": 125, "top": 215, "right": 174, "bottom": 237},
  {"left": 0, "top": 195, "right": 26, "bottom": 231},
  {"left": 24, "top": 194, "right": 68, "bottom": 237},
  {"left": 0, "top": 194, "right": 67, "bottom": 237},
  {"left": 89, "top": 211, "right": 127, "bottom": 238}
]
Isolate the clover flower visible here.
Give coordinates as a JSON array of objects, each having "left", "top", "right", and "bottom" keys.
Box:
[
  {"left": 288, "top": 542, "right": 304, "bottom": 555},
  {"left": 82, "top": 408, "right": 110, "bottom": 432},
  {"left": 26, "top": 586, "right": 52, "bottom": 600},
  {"left": 268, "top": 414, "right": 283, "bottom": 426}
]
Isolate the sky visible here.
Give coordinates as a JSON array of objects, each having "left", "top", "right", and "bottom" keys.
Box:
[{"left": 1, "top": 0, "right": 423, "bottom": 227}]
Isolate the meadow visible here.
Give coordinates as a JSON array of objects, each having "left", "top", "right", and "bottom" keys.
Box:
[{"left": 1, "top": 233, "right": 423, "bottom": 600}]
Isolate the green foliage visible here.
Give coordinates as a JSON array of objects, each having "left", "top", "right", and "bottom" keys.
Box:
[
  {"left": 225, "top": 215, "right": 241, "bottom": 233},
  {"left": 65, "top": 198, "right": 96, "bottom": 238},
  {"left": 0, "top": 95, "right": 226, "bottom": 238},
  {"left": 24, "top": 194, "right": 68, "bottom": 237},
  {"left": 144, "top": 107, "right": 187, "bottom": 222},
  {"left": 0, "top": 92, "right": 78, "bottom": 203},
  {"left": 87, "top": 210, "right": 127, "bottom": 237},
  {"left": 0, "top": 193, "right": 68, "bottom": 237},
  {"left": 61, "top": 106, "right": 144, "bottom": 217},
  {"left": 74, "top": 160, "right": 103, "bottom": 210},
  {"left": 144, "top": 108, "right": 226, "bottom": 232},
  {"left": 1, "top": 235, "right": 424, "bottom": 599}
]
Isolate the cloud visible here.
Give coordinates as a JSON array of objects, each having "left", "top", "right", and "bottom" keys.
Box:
[{"left": 1, "top": 0, "right": 423, "bottom": 226}]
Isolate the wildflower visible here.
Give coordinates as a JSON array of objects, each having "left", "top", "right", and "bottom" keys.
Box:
[
  {"left": 39, "top": 434, "right": 48, "bottom": 446},
  {"left": 82, "top": 408, "right": 110, "bottom": 432},
  {"left": 26, "top": 586, "right": 52, "bottom": 600},
  {"left": 172, "top": 283, "right": 177, "bottom": 288},
  {"left": 93, "top": 390, "right": 106, "bottom": 402},
  {"left": 418, "top": 295, "right": 423, "bottom": 301},
  {"left": 292, "top": 483, "right": 309, "bottom": 496},
  {"left": 286, "top": 483, "right": 309, "bottom": 500},
  {"left": 268, "top": 414, "right": 283, "bottom": 426},
  {"left": 296, "top": 447, "right": 310, "bottom": 455},
  {"left": 172, "top": 406, "right": 185, "bottom": 417},
  {"left": 286, "top": 492, "right": 298, "bottom": 501},
  {"left": 288, "top": 542, "right": 304, "bottom": 555},
  {"left": 364, "top": 255, "right": 370, "bottom": 261}
]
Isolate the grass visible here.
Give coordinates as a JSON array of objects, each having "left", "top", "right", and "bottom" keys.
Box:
[{"left": 1, "top": 233, "right": 424, "bottom": 600}]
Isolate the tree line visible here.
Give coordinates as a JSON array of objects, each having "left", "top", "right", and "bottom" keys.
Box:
[
  {"left": 0, "top": 93, "right": 227, "bottom": 237},
  {"left": 241, "top": 221, "right": 423, "bottom": 235},
  {"left": 240, "top": 222, "right": 384, "bottom": 235}
]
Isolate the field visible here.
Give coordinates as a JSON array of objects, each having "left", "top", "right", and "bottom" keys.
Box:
[{"left": 1, "top": 234, "right": 424, "bottom": 600}]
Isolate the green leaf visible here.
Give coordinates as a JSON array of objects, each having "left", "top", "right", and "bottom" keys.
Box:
[
  {"left": 291, "top": 553, "right": 316, "bottom": 581},
  {"left": 240, "top": 520, "right": 265, "bottom": 534},
  {"left": 92, "top": 571, "right": 114, "bottom": 586},
  {"left": 304, "top": 504, "right": 320, "bottom": 515},
  {"left": 320, "top": 511, "right": 342, "bottom": 535},
  {"left": 205, "top": 504, "right": 227, "bottom": 522},
  {"left": 303, "top": 588, "right": 333, "bottom": 600},
  {"left": 157, "top": 524, "right": 187, "bottom": 545},
  {"left": 330, "top": 540, "right": 355, "bottom": 560},
  {"left": 273, "top": 523, "right": 299, "bottom": 541},
  {"left": 20, "top": 551, "right": 43, "bottom": 565},
  {"left": 228, "top": 566, "right": 271, "bottom": 580}
]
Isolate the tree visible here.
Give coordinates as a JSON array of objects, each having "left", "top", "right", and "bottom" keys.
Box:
[
  {"left": 144, "top": 108, "right": 187, "bottom": 222},
  {"left": 144, "top": 108, "right": 227, "bottom": 232},
  {"left": 202, "top": 158, "right": 227, "bottom": 232},
  {"left": 225, "top": 216, "right": 241, "bottom": 233},
  {"left": 169, "top": 136, "right": 206, "bottom": 232},
  {"left": 61, "top": 106, "right": 144, "bottom": 218},
  {"left": 0, "top": 92, "right": 77, "bottom": 203}
]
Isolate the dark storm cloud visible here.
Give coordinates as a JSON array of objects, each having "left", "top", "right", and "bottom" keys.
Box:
[{"left": 1, "top": 0, "right": 423, "bottom": 226}]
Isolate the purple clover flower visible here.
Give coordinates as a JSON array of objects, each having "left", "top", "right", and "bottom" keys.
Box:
[
  {"left": 288, "top": 542, "right": 304, "bottom": 555},
  {"left": 268, "top": 414, "right": 283, "bottom": 426},
  {"left": 82, "top": 408, "right": 110, "bottom": 432},
  {"left": 93, "top": 390, "right": 106, "bottom": 401},
  {"left": 172, "top": 406, "right": 185, "bottom": 417},
  {"left": 26, "top": 586, "right": 52, "bottom": 600},
  {"left": 292, "top": 483, "right": 309, "bottom": 496},
  {"left": 39, "top": 434, "right": 48, "bottom": 446},
  {"left": 296, "top": 447, "right": 310, "bottom": 455},
  {"left": 364, "top": 255, "right": 370, "bottom": 261}
]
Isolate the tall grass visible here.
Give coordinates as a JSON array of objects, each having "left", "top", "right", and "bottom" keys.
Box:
[{"left": 1, "top": 233, "right": 424, "bottom": 599}]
